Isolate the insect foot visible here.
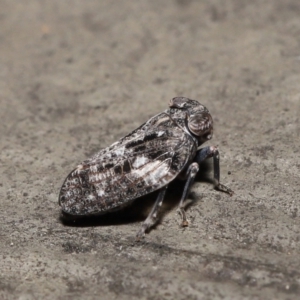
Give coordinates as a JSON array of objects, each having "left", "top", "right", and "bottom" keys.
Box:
[{"left": 59, "top": 97, "right": 233, "bottom": 238}]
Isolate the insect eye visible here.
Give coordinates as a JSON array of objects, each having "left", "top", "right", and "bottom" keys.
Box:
[{"left": 188, "top": 113, "right": 213, "bottom": 136}]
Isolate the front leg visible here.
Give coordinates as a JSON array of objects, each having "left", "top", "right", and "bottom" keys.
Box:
[{"left": 195, "top": 146, "right": 234, "bottom": 196}]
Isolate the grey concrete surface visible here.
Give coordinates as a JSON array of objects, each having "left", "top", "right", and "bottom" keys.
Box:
[{"left": 1, "top": 0, "right": 300, "bottom": 299}]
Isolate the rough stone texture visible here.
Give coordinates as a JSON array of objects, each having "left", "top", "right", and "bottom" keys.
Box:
[{"left": 1, "top": 0, "right": 300, "bottom": 299}]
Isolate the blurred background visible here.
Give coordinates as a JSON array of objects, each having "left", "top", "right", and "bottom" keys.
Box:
[{"left": 1, "top": 1, "right": 300, "bottom": 299}]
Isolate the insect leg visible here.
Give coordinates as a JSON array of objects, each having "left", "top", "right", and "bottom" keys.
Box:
[
  {"left": 178, "top": 162, "right": 199, "bottom": 227},
  {"left": 136, "top": 186, "right": 168, "bottom": 240},
  {"left": 195, "top": 146, "right": 234, "bottom": 196}
]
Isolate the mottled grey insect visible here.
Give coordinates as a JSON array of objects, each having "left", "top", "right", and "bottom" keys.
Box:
[{"left": 59, "top": 97, "right": 233, "bottom": 239}]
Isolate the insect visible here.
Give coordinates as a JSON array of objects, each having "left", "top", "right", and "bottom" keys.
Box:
[{"left": 59, "top": 97, "right": 233, "bottom": 239}]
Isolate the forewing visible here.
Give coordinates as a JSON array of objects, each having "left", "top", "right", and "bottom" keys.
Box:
[{"left": 59, "top": 112, "right": 197, "bottom": 215}]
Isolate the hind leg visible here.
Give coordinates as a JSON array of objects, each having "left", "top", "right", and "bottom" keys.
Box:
[{"left": 136, "top": 186, "right": 168, "bottom": 240}]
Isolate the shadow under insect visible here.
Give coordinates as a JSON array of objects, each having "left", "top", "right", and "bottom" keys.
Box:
[{"left": 59, "top": 160, "right": 214, "bottom": 228}]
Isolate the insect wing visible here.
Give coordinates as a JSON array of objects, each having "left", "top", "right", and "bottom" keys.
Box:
[{"left": 59, "top": 112, "right": 196, "bottom": 215}]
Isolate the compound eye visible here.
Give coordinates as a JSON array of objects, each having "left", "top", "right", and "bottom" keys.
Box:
[{"left": 188, "top": 113, "right": 213, "bottom": 136}]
